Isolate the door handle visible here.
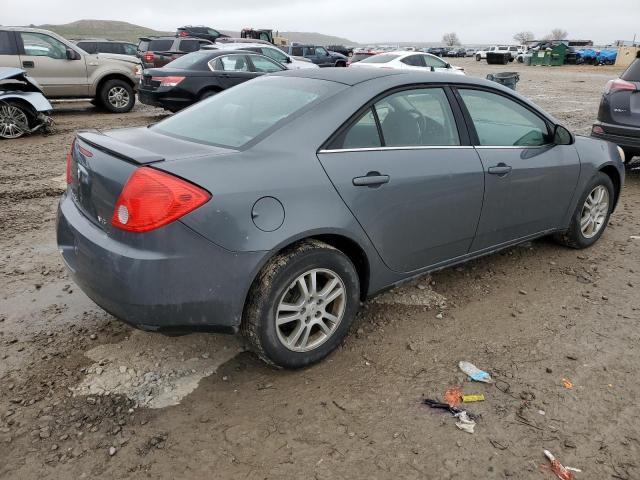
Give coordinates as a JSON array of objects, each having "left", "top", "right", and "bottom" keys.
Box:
[
  {"left": 353, "top": 172, "right": 390, "bottom": 187},
  {"left": 22, "top": 60, "right": 34, "bottom": 68},
  {"left": 488, "top": 163, "right": 512, "bottom": 176}
]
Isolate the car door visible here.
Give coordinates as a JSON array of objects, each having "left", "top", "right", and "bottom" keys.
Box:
[
  {"left": 315, "top": 47, "right": 333, "bottom": 67},
  {"left": 16, "top": 31, "right": 88, "bottom": 97},
  {"left": 303, "top": 47, "right": 321, "bottom": 65},
  {"left": 0, "top": 31, "right": 21, "bottom": 68},
  {"left": 456, "top": 87, "right": 581, "bottom": 251},
  {"left": 318, "top": 87, "right": 485, "bottom": 272},
  {"left": 209, "top": 54, "right": 260, "bottom": 88}
]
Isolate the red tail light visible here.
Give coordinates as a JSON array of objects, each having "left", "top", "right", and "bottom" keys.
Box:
[
  {"left": 143, "top": 51, "right": 154, "bottom": 62},
  {"left": 179, "top": 31, "right": 189, "bottom": 37},
  {"left": 66, "top": 139, "right": 75, "bottom": 184},
  {"left": 112, "top": 167, "right": 210, "bottom": 233},
  {"left": 151, "top": 76, "right": 185, "bottom": 87},
  {"left": 604, "top": 78, "right": 636, "bottom": 94}
]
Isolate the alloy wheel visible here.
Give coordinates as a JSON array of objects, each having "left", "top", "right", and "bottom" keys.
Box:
[
  {"left": 580, "top": 185, "right": 609, "bottom": 239},
  {"left": 107, "top": 86, "right": 130, "bottom": 109},
  {"left": 275, "top": 268, "right": 346, "bottom": 352},
  {"left": 0, "top": 103, "right": 29, "bottom": 139}
]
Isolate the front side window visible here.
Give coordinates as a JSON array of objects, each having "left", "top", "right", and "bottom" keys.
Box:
[
  {"left": 180, "top": 40, "right": 200, "bottom": 53},
  {"left": 459, "top": 89, "right": 550, "bottom": 146},
  {"left": 20, "top": 32, "right": 67, "bottom": 59},
  {"left": 261, "top": 47, "right": 288, "bottom": 63},
  {"left": 153, "top": 76, "right": 339, "bottom": 149},
  {"left": 213, "top": 55, "right": 249, "bottom": 72},
  {"left": 316, "top": 47, "right": 328, "bottom": 56},
  {"left": 250, "top": 55, "right": 285, "bottom": 73},
  {"left": 122, "top": 44, "right": 137, "bottom": 56},
  {"left": 423, "top": 54, "right": 446, "bottom": 68},
  {"left": 329, "top": 87, "right": 459, "bottom": 149}
]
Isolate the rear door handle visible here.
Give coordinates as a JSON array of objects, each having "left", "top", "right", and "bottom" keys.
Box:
[
  {"left": 488, "top": 164, "right": 512, "bottom": 176},
  {"left": 22, "top": 60, "right": 34, "bottom": 68},
  {"left": 353, "top": 173, "right": 390, "bottom": 187}
]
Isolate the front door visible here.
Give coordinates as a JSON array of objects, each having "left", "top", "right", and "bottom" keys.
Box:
[
  {"left": 318, "top": 87, "right": 485, "bottom": 273},
  {"left": 17, "top": 31, "right": 88, "bottom": 97},
  {"left": 456, "top": 88, "right": 581, "bottom": 251}
]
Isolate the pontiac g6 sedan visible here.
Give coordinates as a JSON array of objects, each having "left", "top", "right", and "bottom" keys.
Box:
[{"left": 57, "top": 68, "right": 625, "bottom": 368}]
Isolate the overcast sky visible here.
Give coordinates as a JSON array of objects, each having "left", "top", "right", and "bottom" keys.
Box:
[{"left": 3, "top": 0, "right": 639, "bottom": 45}]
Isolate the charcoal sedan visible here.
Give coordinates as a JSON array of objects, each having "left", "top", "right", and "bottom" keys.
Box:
[
  {"left": 138, "top": 49, "right": 286, "bottom": 111},
  {"left": 58, "top": 68, "right": 625, "bottom": 368}
]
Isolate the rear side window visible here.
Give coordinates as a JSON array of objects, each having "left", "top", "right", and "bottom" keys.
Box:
[
  {"left": 0, "top": 31, "right": 16, "bottom": 55},
  {"left": 147, "top": 39, "right": 174, "bottom": 51},
  {"left": 305, "top": 47, "right": 316, "bottom": 55},
  {"left": 179, "top": 40, "right": 200, "bottom": 53},
  {"left": 621, "top": 59, "right": 640, "bottom": 82},
  {"left": 340, "top": 108, "right": 381, "bottom": 149},
  {"left": 77, "top": 41, "right": 97, "bottom": 54},
  {"left": 459, "top": 89, "right": 550, "bottom": 146},
  {"left": 213, "top": 55, "right": 249, "bottom": 72},
  {"left": 359, "top": 53, "right": 400, "bottom": 64},
  {"left": 401, "top": 54, "right": 426, "bottom": 67},
  {"left": 291, "top": 46, "right": 303, "bottom": 56},
  {"left": 98, "top": 42, "right": 120, "bottom": 54},
  {"left": 137, "top": 40, "right": 149, "bottom": 51}
]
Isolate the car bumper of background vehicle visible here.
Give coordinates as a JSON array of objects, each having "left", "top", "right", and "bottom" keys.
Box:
[
  {"left": 591, "top": 122, "right": 640, "bottom": 152},
  {"left": 138, "top": 90, "right": 193, "bottom": 111},
  {"left": 56, "top": 193, "right": 265, "bottom": 333}
]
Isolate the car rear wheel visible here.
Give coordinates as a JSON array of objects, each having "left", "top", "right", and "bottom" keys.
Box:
[
  {"left": 99, "top": 79, "right": 135, "bottom": 113},
  {"left": 555, "top": 172, "right": 614, "bottom": 249},
  {"left": 0, "top": 100, "right": 35, "bottom": 139},
  {"left": 242, "top": 240, "right": 360, "bottom": 369}
]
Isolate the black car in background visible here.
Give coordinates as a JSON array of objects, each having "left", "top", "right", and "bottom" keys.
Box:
[
  {"left": 138, "top": 49, "right": 286, "bottom": 112},
  {"left": 177, "top": 26, "right": 229, "bottom": 43},
  {"left": 592, "top": 53, "right": 640, "bottom": 163},
  {"left": 426, "top": 47, "right": 447, "bottom": 57},
  {"left": 326, "top": 44, "right": 353, "bottom": 57},
  {"left": 137, "top": 36, "right": 215, "bottom": 68},
  {"left": 76, "top": 39, "right": 138, "bottom": 56}
]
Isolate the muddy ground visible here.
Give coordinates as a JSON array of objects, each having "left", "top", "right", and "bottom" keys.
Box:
[{"left": 1, "top": 59, "right": 639, "bottom": 479}]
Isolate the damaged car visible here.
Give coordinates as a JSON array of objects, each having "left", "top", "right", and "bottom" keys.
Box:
[{"left": 0, "top": 67, "right": 52, "bottom": 139}]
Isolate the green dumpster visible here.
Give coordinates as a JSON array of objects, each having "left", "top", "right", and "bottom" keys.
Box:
[
  {"left": 531, "top": 50, "right": 549, "bottom": 66},
  {"left": 549, "top": 43, "right": 568, "bottom": 66}
]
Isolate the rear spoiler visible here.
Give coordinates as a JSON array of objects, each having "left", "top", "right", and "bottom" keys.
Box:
[{"left": 77, "top": 130, "right": 164, "bottom": 165}]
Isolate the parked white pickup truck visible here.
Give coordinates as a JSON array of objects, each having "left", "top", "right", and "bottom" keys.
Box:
[{"left": 475, "top": 45, "right": 518, "bottom": 61}]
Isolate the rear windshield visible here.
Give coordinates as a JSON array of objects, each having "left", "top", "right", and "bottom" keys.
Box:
[
  {"left": 165, "top": 51, "right": 213, "bottom": 69},
  {"left": 147, "top": 39, "right": 174, "bottom": 51},
  {"left": 152, "top": 76, "right": 342, "bottom": 149},
  {"left": 621, "top": 59, "right": 640, "bottom": 82},
  {"left": 351, "top": 53, "right": 374, "bottom": 62},
  {"left": 359, "top": 53, "right": 400, "bottom": 64}
]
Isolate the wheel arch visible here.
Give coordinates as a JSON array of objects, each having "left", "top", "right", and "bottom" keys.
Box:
[
  {"left": 599, "top": 164, "right": 622, "bottom": 210},
  {"left": 197, "top": 85, "right": 223, "bottom": 98},
  {"left": 94, "top": 73, "right": 136, "bottom": 98}
]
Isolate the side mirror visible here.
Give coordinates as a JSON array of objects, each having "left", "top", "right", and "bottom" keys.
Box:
[
  {"left": 284, "top": 56, "right": 292, "bottom": 63},
  {"left": 445, "top": 63, "right": 451, "bottom": 68},
  {"left": 553, "top": 124, "right": 573, "bottom": 145},
  {"left": 66, "top": 48, "right": 80, "bottom": 60}
]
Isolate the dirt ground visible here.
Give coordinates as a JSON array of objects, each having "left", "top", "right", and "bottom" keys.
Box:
[{"left": 1, "top": 59, "right": 639, "bottom": 480}]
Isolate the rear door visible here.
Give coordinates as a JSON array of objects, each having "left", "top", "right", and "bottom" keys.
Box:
[
  {"left": 209, "top": 54, "right": 259, "bottom": 88},
  {"left": 0, "top": 31, "right": 21, "bottom": 68},
  {"left": 17, "top": 31, "right": 89, "bottom": 97},
  {"left": 318, "top": 86, "right": 485, "bottom": 272},
  {"left": 456, "top": 87, "right": 581, "bottom": 251}
]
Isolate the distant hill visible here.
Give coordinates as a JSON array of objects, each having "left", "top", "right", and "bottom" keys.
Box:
[{"left": 34, "top": 19, "right": 357, "bottom": 46}]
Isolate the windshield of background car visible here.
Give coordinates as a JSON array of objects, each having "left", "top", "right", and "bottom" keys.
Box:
[
  {"left": 147, "top": 39, "right": 174, "bottom": 51},
  {"left": 165, "top": 51, "right": 213, "bottom": 69},
  {"left": 621, "top": 59, "right": 640, "bottom": 82},
  {"left": 152, "top": 76, "right": 343, "bottom": 149},
  {"left": 359, "top": 53, "right": 401, "bottom": 64}
]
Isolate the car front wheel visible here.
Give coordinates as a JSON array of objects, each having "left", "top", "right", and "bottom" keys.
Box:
[
  {"left": 555, "top": 172, "right": 614, "bottom": 249},
  {"left": 242, "top": 240, "right": 360, "bottom": 369},
  {"left": 99, "top": 79, "right": 135, "bottom": 113}
]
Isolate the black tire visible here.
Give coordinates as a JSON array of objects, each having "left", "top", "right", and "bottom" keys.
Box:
[
  {"left": 242, "top": 240, "right": 360, "bottom": 369},
  {"left": 554, "top": 172, "right": 615, "bottom": 249},
  {"left": 335, "top": 61, "right": 346, "bottom": 67},
  {"left": 622, "top": 148, "right": 639, "bottom": 164},
  {"left": 98, "top": 79, "right": 135, "bottom": 113},
  {"left": 199, "top": 89, "right": 219, "bottom": 101}
]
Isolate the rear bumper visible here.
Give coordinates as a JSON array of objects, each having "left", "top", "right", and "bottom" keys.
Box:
[
  {"left": 56, "top": 193, "right": 265, "bottom": 333},
  {"left": 591, "top": 121, "right": 640, "bottom": 152},
  {"left": 138, "top": 89, "right": 193, "bottom": 111}
]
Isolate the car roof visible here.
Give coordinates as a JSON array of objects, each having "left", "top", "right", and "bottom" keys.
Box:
[{"left": 219, "top": 42, "right": 277, "bottom": 49}]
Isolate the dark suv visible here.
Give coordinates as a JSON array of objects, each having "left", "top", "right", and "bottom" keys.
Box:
[
  {"left": 285, "top": 45, "right": 347, "bottom": 67},
  {"left": 137, "top": 36, "right": 215, "bottom": 68},
  {"left": 592, "top": 53, "right": 640, "bottom": 163},
  {"left": 176, "top": 26, "right": 228, "bottom": 43},
  {"left": 76, "top": 39, "right": 137, "bottom": 56}
]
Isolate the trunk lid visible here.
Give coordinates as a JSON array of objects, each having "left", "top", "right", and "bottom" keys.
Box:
[{"left": 69, "top": 128, "right": 232, "bottom": 231}]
